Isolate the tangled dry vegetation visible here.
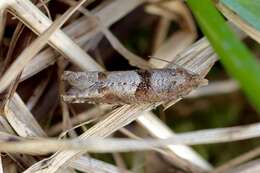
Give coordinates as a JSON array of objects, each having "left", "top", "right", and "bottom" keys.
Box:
[{"left": 0, "top": 0, "right": 259, "bottom": 173}]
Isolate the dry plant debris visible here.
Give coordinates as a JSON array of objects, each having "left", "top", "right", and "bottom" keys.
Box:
[{"left": 0, "top": 0, "right": 258, "bottom": 173}]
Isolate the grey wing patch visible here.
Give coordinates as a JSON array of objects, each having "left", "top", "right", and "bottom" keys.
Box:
[
  {"left": 62, "top": 71, "right": 106, "bottom": 103},
  {"left": 62, "top": 84, "right": 99, "bottom": 103},
  {"left": 62, "top": 71, "right": 99, "bottom": 90}
]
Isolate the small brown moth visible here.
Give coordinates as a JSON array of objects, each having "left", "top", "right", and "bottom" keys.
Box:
[{"left": 62, "top": 65, "right": 207, "bottom": 104}]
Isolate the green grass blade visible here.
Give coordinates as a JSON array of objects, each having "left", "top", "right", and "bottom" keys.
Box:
[
  {"left": 221, "top": 0, "right": 260, "bottom": 30},
  {"left": 187, "top": 0, "right": 260, "bottom": 112}
]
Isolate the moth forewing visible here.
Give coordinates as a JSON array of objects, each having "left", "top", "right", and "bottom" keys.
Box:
[{"left": 62, "top": 67, "right": 207, "bottom": 104}]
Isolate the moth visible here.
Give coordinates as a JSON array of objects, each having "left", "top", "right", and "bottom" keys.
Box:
[{"left": 61, "top": 65, "right": 207, "bottom": 104}]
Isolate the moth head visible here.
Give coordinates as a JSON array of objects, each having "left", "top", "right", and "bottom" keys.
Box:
[
  {"left": 172, "top": 66, "right": 206, "bottom": 86},
  {"left": 189, "top": 73, "right": 208, "bottom": 88}
]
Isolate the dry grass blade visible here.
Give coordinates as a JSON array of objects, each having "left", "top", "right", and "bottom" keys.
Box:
[
  {"left": 5, "top": 93, "right": 46, "bottom": 137},
  {"left": 212, "top": 146, "right": 260, "bottom": 173},
  {"left": 0, "top": 9, "right": 6, "bottom": 44},
  {"left": 112, "top": 153, "right": 128, "bottom": 173},
  {"left": 48, "top": 105, "right": 111, "bottom": 136},
  {"left": 0, "top": 156, "right": 3, "bottom": 173},
  {"left": 101, "top": 27, "right": 151, "bottom": 69},
  {"left": 0, "top": 0, "right": 90, "bottom": 93},
  {"left": 0, "top": 116, "right": 14, "bottom": 134},
  {"left": 147, "top": 0, "right": 197, "bottom": 35},
  {"left": 147, "top": 0, "right": 197, "bottom": 67},
  {"left": 224, "top": 159, "right": 260, "bottom": 173},
  {"left": 70, "top": 156, "right": 133, "bottom": 173},
  {"left": 151, "top": 17, "right": 171, "bottom": 53},
  {"left": 119, "top": 127, "right": 208, "bottom": 173},
  {"left": 187, "top": 80, "right": 239, "bottom": 98},
  {"left": 137, "top": 112, "right": 213, "bottom": 170},
  {"left": 0, "top": 22, "right": 29, "bottom": 113},
  {"left": 2, "top": 121, "right": 260, "bottom": 154},
  {"left": 0, "top": 108, "right": 39, "bottom": 168},
  {"left": 217, "top": 2, "right": 260, "bottom": 44},
  {"left": 0, "top": 22, "right": 24, "bottom": 75},
  {"left": 26, "top": 72, "right": 51, "bottom": 110},
  {"left": 57, "top": 58, "right": 73, "bottom": 134},
  {"left": 38, "top": 0, "right": 52, "bottom": 20}
]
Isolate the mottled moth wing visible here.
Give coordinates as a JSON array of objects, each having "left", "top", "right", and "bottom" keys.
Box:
[{"left": 62, "top": 66, "right": 207, "bottom": 104}]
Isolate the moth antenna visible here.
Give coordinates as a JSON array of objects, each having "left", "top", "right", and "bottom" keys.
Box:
[
  {"left": 148, "top": 56, "right": 171, "bottom": 64},
  {"left": 149, "top": 56, "right": 188, "bottom": 71}
]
